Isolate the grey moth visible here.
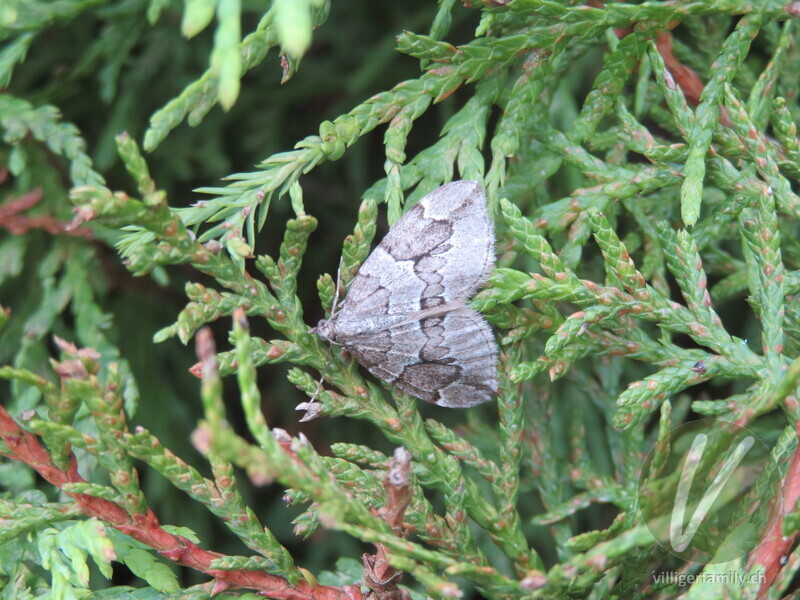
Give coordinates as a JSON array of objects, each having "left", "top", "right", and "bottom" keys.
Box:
[{"left": 311, "top": 180, "right": 498, "bottom": 408}]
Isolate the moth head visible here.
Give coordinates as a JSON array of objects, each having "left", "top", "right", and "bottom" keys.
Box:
[{"left": 310, "top": 318, "right": 336, "bottom": 343}]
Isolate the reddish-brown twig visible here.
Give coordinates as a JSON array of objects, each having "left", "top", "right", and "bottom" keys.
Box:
[
  {"left": 746, "top": 420, "right": 800, "bottom": 597},
  {"left": 0, "top": 188, "right": 93, "bottom": 238},
  {"left": 363, "top": 448, "right": 413, "bottom": 600}
]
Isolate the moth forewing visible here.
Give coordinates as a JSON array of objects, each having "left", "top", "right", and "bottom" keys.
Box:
[{"left": 312, "top": 180, "right": 498, "bottom": 408}]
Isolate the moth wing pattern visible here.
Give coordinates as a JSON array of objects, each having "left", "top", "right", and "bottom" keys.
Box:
[
  {"left": 345, "top": 306, "right": 497, "bottom": 408},
  {"left": 341, "top": 180, "right": 495, "bottom": 318},
  {"left": 314, "top": 180, "right": 498, "bottom": 408}
]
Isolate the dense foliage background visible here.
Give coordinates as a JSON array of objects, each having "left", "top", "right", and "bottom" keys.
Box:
[{"left": 2, "top": 0, "right": 800, "bottom": 598}]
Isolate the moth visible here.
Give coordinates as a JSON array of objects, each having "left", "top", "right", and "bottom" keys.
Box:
[{"left": 311, "top": 180, "right": 498, "bottom": 408}]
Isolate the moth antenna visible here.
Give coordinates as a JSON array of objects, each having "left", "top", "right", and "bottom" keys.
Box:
[
  {"left": 329, "top": 255, "right": 345, "bottom": 319},
  {"left": 301, "top": 257, "right": 343, "bottom": 421}
]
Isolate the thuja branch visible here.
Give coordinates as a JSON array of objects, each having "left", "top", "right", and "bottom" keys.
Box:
[{"left": 0, "top": 405, "right": 360, "bottom": 600}]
